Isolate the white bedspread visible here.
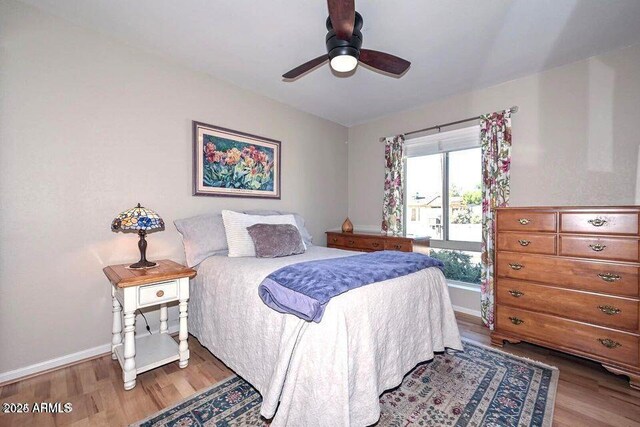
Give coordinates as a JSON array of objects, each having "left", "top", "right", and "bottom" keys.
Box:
[{"left": 189, "top": 246, "right": 462, "bottom": 426}]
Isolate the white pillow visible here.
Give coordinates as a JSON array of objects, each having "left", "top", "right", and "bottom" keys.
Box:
[{"left": 221, "top": 210, "right": 305, "bottom": 257}]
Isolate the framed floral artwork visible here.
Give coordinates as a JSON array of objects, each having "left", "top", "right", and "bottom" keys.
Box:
[{"left": 193, "top": 121, "right": 281, "bottom": 199}]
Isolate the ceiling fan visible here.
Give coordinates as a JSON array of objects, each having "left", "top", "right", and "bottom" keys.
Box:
[{"left": 282, "top": 0, "right": 411, "bottom": 80}]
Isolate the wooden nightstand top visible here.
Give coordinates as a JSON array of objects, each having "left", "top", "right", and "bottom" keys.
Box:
[{"left": 103, "top": 259, "right": 196, "bottom": 288}]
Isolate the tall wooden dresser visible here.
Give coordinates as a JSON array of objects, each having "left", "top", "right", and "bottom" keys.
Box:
[{"left": 491, "top": 206, "right": 640, "bottom": 389}]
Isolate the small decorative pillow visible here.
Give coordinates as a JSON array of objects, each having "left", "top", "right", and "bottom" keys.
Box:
[
  {"left": 221, "top": 210, "right": 305, "bottom": 257},
  {"left": 243, "top": 210, "right": 314, "bottom": 246},
  {"left": 247, "top": 224, "right": 306, "bottom": 258}
]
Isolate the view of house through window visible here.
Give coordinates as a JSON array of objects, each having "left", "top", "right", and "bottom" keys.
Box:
[{"left": 405, "top": 131, "right": 482, "bottom": 285}]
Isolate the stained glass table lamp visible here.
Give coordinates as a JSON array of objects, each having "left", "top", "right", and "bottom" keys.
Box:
[{"left": 111, "top": 203, "right": 165, "bottom": 269}]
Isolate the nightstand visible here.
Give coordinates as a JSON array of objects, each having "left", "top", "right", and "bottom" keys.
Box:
[{"left": 103, "top": 259, "right": 196, "bottom": 390}]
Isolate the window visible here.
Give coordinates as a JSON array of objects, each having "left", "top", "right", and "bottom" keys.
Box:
[{"left": 404, "top": 126, "right": 482, "bottom": 285}]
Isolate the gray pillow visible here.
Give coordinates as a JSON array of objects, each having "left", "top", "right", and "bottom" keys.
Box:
[
  {"left": 174, "top": 213, "right": 228, "bottom": 267},
  {"left": 246, "top": 223, "right": 306, "bottom": 258},
  {"left": 243, "top": 209, "right": 313, "bottom": 246}
]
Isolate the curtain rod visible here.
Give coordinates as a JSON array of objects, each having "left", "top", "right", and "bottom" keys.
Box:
[{"left": 378, "top": 106, "right": 519, "bottom": 142}]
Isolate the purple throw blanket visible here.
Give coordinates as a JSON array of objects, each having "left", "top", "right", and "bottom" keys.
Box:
[{"left": 258, "top": 250, "right": 444, "bottom": 322}]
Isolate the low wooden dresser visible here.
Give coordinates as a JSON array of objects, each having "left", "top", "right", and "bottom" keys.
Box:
[
  {"left": 491, "top": 206, "right": 640, "bottom": 389},
  {"left": 326, "top": 231, "right": 414, "bottom": 252}
]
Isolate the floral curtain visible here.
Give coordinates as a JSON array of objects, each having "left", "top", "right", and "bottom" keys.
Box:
[
  {"left": 382, "top": 135, "right": 405, "bottom": 235},
  {"left": 480, "top": 110, "right": 512, "bottom": 329}
]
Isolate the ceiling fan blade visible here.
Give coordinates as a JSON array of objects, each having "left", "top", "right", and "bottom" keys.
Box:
[
  {"left": 282, "top": 55, "right": 329, "bottom": 79},
  {"left": 328, "top": 0, "right": 355, "bottom": 40},
  {"left": 359, "top": 49, "right": 411, "bottom": 76}
]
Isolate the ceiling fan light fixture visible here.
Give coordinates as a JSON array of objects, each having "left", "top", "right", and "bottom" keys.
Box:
[
  {"left": 281, "top": 5, "right": 410, "bottom": 80},
  {"left": 330, "top": 54, "right": 358, "bottom": 73}
]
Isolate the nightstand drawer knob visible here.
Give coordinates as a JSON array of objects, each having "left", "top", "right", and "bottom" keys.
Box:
[{"left": 156, "top": 290, "right": 165, "bottom": 298}]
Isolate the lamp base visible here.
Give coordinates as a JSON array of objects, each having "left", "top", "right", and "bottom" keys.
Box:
[
  {"left": 128, "top": 260, "right": 158, "bottom": 270},
  {"left": 128, "top": 229, "right": 157, "bottom": 269}
]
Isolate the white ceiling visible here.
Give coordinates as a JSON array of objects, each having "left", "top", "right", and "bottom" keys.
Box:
[{"left": 20, "top": 0, "right": 640, "bottom": 126}]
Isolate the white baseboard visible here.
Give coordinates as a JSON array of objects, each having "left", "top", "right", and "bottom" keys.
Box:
[
  {"left": 0, "top": 323, "right": 179, "bottom": 385},
  {"left": 452, "top": 305, "right": 481, "bottom": 318}
]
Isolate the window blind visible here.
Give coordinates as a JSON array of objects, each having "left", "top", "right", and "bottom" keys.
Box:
[{"left": 405, "top": 125, "right": 480, "bottom": 157}]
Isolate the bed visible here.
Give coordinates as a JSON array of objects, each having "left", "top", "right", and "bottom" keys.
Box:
[{"left": 188, "top": 245, "right": 462, "bottom": 426}]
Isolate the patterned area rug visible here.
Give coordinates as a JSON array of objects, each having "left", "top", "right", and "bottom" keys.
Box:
[{"left": 132, "top": 340, "right": 558, "bottom": 427}]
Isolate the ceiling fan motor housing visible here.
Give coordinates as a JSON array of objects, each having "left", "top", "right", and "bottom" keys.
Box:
[{"left": 325, "top": 12, "right": 363, "bottom": 61}]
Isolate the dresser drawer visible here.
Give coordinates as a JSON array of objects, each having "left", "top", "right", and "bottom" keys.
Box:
[
  {"left": 354, "top": 237, "right": 385, "bottom": 251},
  {"left": 138, "top": 281, "right": 178, "bottom": 306},
  {"left": 330, "top": 235, "right": 384, "bottom": 251},
  {"left": 327, "top": 234, "right": 346, "bottom": 247},
  {"left": 348, "top": 236, "right": 377, "bottom": 250},
  {"left": 384, "top": 240, "right": 412, "bottom": 252},
  {"left": 497, "top": 232, "right": 556, "bottom": 255},
  {"left": 497, "top": 279, "right": 639, "bottom": 331},
  {"left": 560, "top": 212, "right": 639, "bottom": 236},
  {"left": 497, "top": 306, "right": 639, "bottom": 366},
  {"left": 496, "top": 252, "right": 639, "bottom": 296},
  {"left": 559, "top": 235, "right": 639, "bottom": 262},
  {"left": 497, "top": 210, "right": 556, "bottom": 232}
]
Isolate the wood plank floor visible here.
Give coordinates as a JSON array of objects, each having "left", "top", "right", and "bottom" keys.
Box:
[{"left": 0, "top": 313, "right": 638, "bottom": 426}]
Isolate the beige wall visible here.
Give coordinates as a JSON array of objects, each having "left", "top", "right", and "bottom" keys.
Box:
[
  {"left": 0, "top": 1, "right": 348, "bottom": 374},
  {"left": 348, "top": 44, "right": 640, "bottom": 229}
]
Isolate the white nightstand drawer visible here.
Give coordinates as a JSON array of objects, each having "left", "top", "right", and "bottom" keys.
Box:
[{"left": 138, "top": 281, "right": 178, "bottom": 306}]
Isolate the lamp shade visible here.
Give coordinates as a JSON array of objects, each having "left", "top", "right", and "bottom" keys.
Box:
[{"left": 111, "top": 203, "right": 164, "bottom": 232}]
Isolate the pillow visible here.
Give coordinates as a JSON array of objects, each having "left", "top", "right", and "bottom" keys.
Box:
[
  {"left": 174, "top": 213, "right": 228, "bottom": 267},
  {"left": 222, "top": 210, "right": 304, "bottom": 257},
  {"left": 247, "top": 224, "right": 306, "bottom": 258},
  {"left": 243, "top": 209, "right": 313, "bottom": 246}
]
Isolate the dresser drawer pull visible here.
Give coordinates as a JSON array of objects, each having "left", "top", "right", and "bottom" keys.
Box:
[
  {"left": 509, "top": 317, "right": 524, "bottom": 325},
  {"left": 508, "top": 263, "right": 524, "bottom": 270},
  {"left": 589, "top": 244, "right": 606, "bottom": 252},
  {"left": 372, "top": 242, "right": 380, "bottom": 248},
  {"left": 508, "top": 290, "right": 524, "bottom": 297},
  {"left": 332, "top": 237, "right": 338, "bottom": 243},
  {"left": 156, "top": 290, "right": 165, "bottom": 298},
  {"left": 517, "top": 239, "right": 531, "bottom": 246},
  {"left": 394, "top": 244, "right": 402, "bottom": 249},
  {"left": 597, "top": 338, "right": 622, "bottom": 349},
  {"left": 598, "top": 305, "right": 621, "bottom": 315},
  {"left": 588, "top": 218, "right": 607, "bottom": 227},
  {"left": 598, "top": 273, "right": 621, "bottom": 282},
  {"left": 518, "top": 218, "right": 530, "bottom": 225},
  {"left": 348, "top": 240, "right": 355, "bottom": 245}
]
